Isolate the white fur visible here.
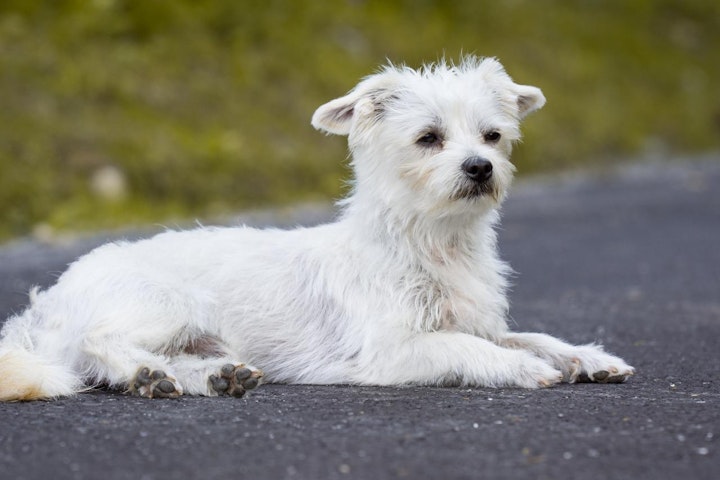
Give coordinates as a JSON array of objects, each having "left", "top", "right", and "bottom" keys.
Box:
[{"left": 0, "top": 56, "right": 634, "bottom": 401}]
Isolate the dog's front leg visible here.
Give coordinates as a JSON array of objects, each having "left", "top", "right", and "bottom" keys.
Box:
[
  {"left": 498, "top": 332, "right": 635, "bottom": 383},
  {"left": 355, "top": 331, "right": 562, "bottom": 389}
]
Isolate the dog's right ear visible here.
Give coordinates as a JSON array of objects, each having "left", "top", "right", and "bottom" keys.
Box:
[{"left": 311, "top": 71, "right": 401, "bottom": 136}]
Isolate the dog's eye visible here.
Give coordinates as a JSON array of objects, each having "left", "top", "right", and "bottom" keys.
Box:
[
  {"left": 417, "top": 132, "right": 441, "bottom": 146},
  {"left": 484, "top": 131, "right": 501, "bottom": 143}
]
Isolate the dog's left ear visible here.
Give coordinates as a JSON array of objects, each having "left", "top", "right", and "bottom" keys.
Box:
[
  {"left": 312, "top": 71, "right": 401, "bottom": 136},
  {"left": 513, "top": 84, "right": 546, "bottom": 119}
]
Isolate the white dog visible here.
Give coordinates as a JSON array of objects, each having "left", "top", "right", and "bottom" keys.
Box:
[{"left": 0, "top": 56, "right": 634, "bottom": 401}]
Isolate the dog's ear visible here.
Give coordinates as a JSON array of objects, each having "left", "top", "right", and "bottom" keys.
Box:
[
  {"left": 513, "top": 84, "right": 546, "bottom": 119},
  {"left": 472, "top": 57, "right": 546, "bottom": 120},
  {"left": 312, "top": 71, "right": 401, "bottom": 136}
]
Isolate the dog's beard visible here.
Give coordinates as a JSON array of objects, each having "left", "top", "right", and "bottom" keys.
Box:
[{"left": 450, "top": 179, "right": 499, "bottom": 203}]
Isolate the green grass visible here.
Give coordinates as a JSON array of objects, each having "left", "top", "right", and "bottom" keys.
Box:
[{"left": 1, "top": 0, "right": 718, "bottom": 241}]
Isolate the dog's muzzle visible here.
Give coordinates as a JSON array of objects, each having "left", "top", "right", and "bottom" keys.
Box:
[{"left": 454, "top": 157, "right": 497, "bottom": 200}]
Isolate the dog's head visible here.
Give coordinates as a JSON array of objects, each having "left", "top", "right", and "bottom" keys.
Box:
[{"left": 312, "top": 56, "right": 545, "bottom": 219}]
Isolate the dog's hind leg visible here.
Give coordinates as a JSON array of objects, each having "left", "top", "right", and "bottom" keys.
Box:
[
  {"left": 81, "top": 332, "right": 265, "bottom": 398},
  {"left": 498, "top": 332, "right": 635, "bottom": 383},
  {"left": 80, "top": 330, "right": 183, "bottom": 398}
]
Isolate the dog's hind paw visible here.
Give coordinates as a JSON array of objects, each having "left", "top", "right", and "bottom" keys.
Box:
[
  {"left": 209, "top": 363, "right": 263, "bottom": 397},
  {"left": 130, "top": 367, "right": 182, "bottom": 399}
]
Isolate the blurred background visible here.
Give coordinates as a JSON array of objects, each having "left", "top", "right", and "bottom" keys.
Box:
[{"left": 0, "top": 0, "right": 718, "bottom": 242}]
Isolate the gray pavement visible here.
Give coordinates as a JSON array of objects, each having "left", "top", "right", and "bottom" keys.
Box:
[{"left": 1, "top": 156, "right": 719, "bottom": 480}]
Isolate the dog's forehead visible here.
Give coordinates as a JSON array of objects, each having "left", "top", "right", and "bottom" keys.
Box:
[{"left": 390, "top": 71, "right": 511, "bottom": 128}]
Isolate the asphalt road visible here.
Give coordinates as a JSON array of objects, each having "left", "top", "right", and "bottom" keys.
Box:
[{"left": 1, "top": 157, "right": 718, "bottom": 480}]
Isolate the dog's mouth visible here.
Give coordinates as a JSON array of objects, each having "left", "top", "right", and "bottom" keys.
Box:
[{"left": 451, "top": 180, "right": 499, "bottom": 202}]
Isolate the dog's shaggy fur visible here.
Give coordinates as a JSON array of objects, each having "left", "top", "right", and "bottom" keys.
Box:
[{"left": 0, "top": 56, "right": 634, "bottom": 401}]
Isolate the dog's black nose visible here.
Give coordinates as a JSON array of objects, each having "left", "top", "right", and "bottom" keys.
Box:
[{"left": 461, "top": 157, "right": 493, "bottom": 182}]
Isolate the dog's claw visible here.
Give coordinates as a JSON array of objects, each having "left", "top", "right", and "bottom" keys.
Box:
[{"left": 210, "top": 363, "right": 263, "bottom": 397}]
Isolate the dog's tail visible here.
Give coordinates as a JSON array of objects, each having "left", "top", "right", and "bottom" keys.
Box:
[
  {"left": 0, "top": 308, "right": 82, "bottom": 402},
  {"left": 0, "top": 348, "right": 81, "bottom": 401}
]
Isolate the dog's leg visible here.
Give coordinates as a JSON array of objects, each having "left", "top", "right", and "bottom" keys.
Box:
[
  {"left": 168, "top": 355, "right": 263, "bottom": 397},
  {"left": 356, "top": 331, "right": 563, "bottom": 388},
  {"left": 498, "top": 332, "right": 635, "bottom": 383},
  {"left": 81, "top": 333, "right": 182, "bottom": 398}
]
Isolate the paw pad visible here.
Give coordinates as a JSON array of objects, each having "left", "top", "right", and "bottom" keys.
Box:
[
  {"left": 577, "top": 368, "right": 633, "bottom": 384},
  {"left": 209, "top": 363, "right": 263, "bottom": 397},
  {"left": 131, "top": 367, "right": 181, "bottom": 399}
]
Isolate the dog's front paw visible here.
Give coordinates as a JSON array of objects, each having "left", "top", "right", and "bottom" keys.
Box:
[
  {"left": 209, "top": 363, "right": 264, "bottom": 397},
  {"left": 513, "top": 353, "right": 563, "bottom": 389},
  {"left": 575, "top": 365, "right": 635, "bottom": 384},
  {"left": 568, "top": 345, "right": 635, "bottom": 384},
  {"left": 130, "top": 367, "right": 182, "bottom": 399}
]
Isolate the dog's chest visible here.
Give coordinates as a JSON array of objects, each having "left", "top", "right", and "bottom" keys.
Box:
[{"left": 406, "top": 260, "right": 483, "bottom": 333}]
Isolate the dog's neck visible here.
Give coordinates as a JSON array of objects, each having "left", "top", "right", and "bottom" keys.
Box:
[
  {"left": 340, "top": 192, "right": 508, "bottom": 335},
  {"left": 340, "top": 193, "right": 500, "bottom": 269}
]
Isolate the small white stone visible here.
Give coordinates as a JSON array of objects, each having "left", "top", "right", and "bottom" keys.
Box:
[
  {"left": 32, "top": 223, "right": 55, "bottom": 243},
  {"left": 90, "top": 165, "right": 128, "bottom": 201}
]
